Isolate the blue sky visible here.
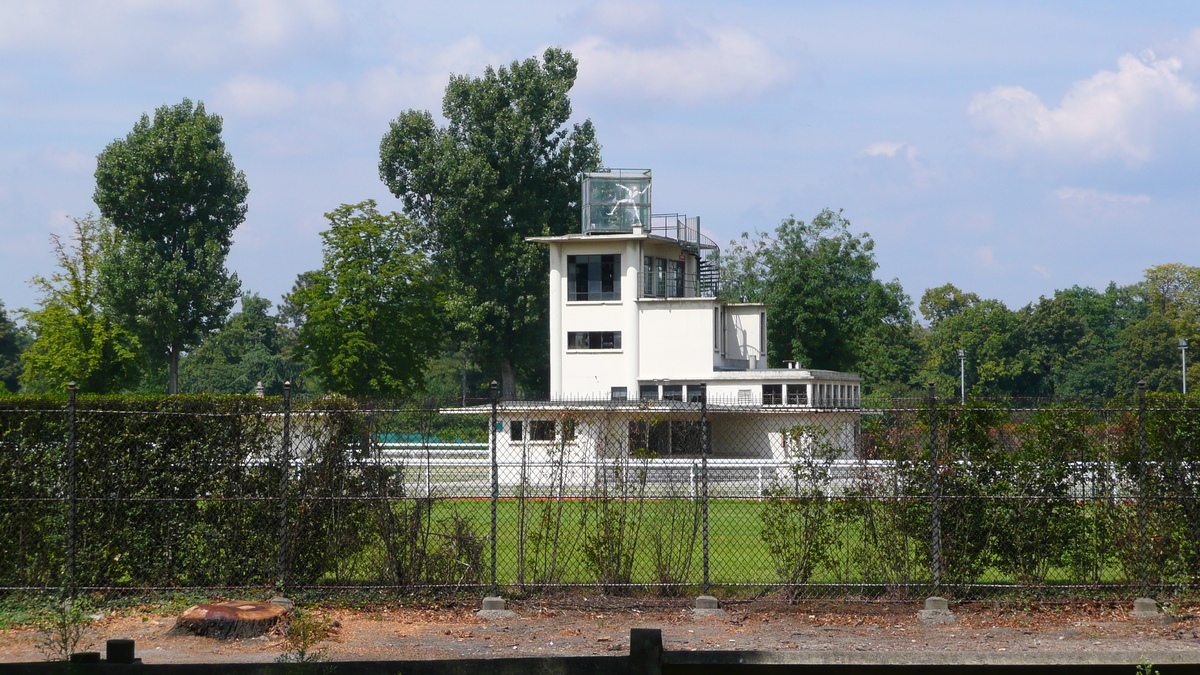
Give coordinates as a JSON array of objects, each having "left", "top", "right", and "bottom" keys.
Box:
[{"left": 2, "top": 1, "right": 1199, "bottom": 320}]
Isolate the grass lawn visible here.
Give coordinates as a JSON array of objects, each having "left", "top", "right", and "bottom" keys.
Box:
[{"left": 416, "top": 497, "right": 1139, "bottom": 590}]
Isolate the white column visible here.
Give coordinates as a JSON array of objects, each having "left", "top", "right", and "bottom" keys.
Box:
[
  {"left": 625, "top": 239, "right": 641, "bottom": 394},
  {"left": 549, "top": 244, "right": 563, "bottom": 399}
]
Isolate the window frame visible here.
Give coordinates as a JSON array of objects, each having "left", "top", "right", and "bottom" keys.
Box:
[
  {"left": 566, "top": 331, "right": 622, "bottom": 350},
  {"left": 567, "top": 254, "right": 621, "bottom": 301}
]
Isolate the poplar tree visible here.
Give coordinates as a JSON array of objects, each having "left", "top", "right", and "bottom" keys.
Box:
[{"left": 94, "top": 99, "right": 247, "bottom": 394}]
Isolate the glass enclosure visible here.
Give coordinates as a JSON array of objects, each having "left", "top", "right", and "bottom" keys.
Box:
[{"left": 581, "top": 169, "right": 651, "bottom": 233}]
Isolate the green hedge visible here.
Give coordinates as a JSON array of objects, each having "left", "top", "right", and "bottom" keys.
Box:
[{"left": 0, "top": 395, "right": 487, "bottom": 591}]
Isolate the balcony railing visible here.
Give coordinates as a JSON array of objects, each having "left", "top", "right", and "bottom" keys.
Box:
[
  {"left": 647, "top": 214, "right": 719, "bottom": 253},
  {"left": 639, "top": 269, "right": 720, "bottom": 299}
]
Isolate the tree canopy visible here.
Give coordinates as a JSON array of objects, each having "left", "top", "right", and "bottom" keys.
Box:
[
  {"left": 19, "top": 215, "right": 141, "bottom": 394},
  {"left": 178, "top": 292, "right": 305, "bottom": 396},
  {"left": 719, "top": 209, "right": 917, "bottom": 385},
  {"left": 378, "top": 46, "right": 601, "bottom": 397},
  {"left": 94, "top": 98, "right": 247, "bottom": 394},
  {"left": 0, "top": 301, "right": 26, "bottom": 394},
  {"left": 288, "top": 201, "right": 444, "bottom": 398}
]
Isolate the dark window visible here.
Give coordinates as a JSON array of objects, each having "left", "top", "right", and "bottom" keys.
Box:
[
  {"left": 669, "top": 259, "right": 685, "bottom": 297},
  {"left": 687, "top": 384, "right": 705, "bottom": 402},
  {"left": 643, "top": 256, "right": 688, "bottom": 298},
  {"left": 639, "top": 384, "right": 659, "bottom": 400},
  {"left": 611, "top": 386, "right": 628, "bottom": 401},
  {"left": 530, "top": 421, "right": 556, "bottom": 441},
  {"left": 568, "top": 254, "right": 620, "bottom": 301},
  {"left": 567, "top": 331, "right": 621, "bottom": 350},
  {"left": 787, "top": 384, "right": 808, "bottom": 405},
  {"left": 510, "top": 421, "right": 523, "bottom": 441},
  {"left": 763, "top": 384, "right": 783, "bottom": 405},
  {"left": 629, "top": 420, "right": 707, "bottom": 456},
  {"left": 670, "top": 421, "right": 705, "bottom": 455},
  {"left": 662, "top": 384, "right": 683, "bottom": 401},
  {"left": 562, "top": 419, "right": 577, "bottom": 441},
  {"left": 643, "top": 256, "right": 672, "bottom": 297}
]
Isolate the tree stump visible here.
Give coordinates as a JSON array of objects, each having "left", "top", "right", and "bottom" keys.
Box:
[{"left": 171, "top": 601, "right": 287, "bottom": 639}]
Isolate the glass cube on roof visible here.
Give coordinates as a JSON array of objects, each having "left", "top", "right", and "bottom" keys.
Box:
[{"left": 581, "top": 169, "right": 651, "bottom": 234}]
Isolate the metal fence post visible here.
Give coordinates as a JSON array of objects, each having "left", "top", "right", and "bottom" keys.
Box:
[
  {"left": 278, "top": 381, "right": 291, "bottom": 594},
  {"left": 489, "top": 380, "right": 499, "bottom": 593},
  {"left": 700, "top": 383, "right": 710, "bottom": 594},
  {"left": 927, "top": 381, "right": 942, "bottom": 595},
  {"left": 1137, "top": 379, "right": 1148, "bottom": 592},
  {"left": 66, "top": 382, "right": 77, "bottom": 601}
]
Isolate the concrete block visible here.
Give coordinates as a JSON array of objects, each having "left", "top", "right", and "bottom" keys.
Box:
[
  {"left": 268, "top": 596, "right": 294, "bottom": 610},
  {"left": 918, "top": 596, "right": 955, "bottom": 624},
  {"left": 629, "top": 628, "right": 663, "bottom": 675},
  {"left": 476, "top": 595, "right": 517, "bottom": 619},
  {"left": 693, "top": 595, "right": 727, "bottom": 617},
  {"left": 1133, "top": 597, "right": 1160, "bottom": 619}
]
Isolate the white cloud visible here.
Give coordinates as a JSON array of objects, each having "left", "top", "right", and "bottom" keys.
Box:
[
  {"left": 567, "top": 1, "right": 673, "bottom": 44},
  {"left": 1054, "top": 187, "right": 1151, "bottom": 205},
  {"left": 354, "top": 37, "right": 497, "bottom": 118},
  {"left": 0, "top": 0, "right": 342, "bottom": 73},
  {"left": 1032, "top": 264, "right": 1051, "bottom": 280},
  {"left": 969, "top": 51, "right": 1198, "bottom": 163},
  {"left": 212, "top": 75, "right": 298, "bottom": 117},
  {"left": 976, "top": 246, "right": 1001, "bottom": 270},
  {"left": 233, "top": 0, "right": 341, "bottom": 49},
  {"left": 858, "top": 141, "right": 937, "bottom": 189},
  {"left": 863, "top": 141, "right": 905, "bottom": 158},
  {"left": 573, "top": 26, "right": 791, "bottom": 103}
]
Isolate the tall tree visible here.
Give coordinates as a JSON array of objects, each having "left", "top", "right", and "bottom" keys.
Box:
[
  {"left": 178, "top": 292, "right": 305, "bottom": 396},
  {"left": 20, "top": 215, "right": 141, "bottom": 394},
  {"left": 0, "top": 301, "right": 27, "bottom": 394},
  {"left": 288, "top": 201, "right": 444, "bottom": 398},
  {"left": 920, "top": 298, "right": 1035, "bottom": 397},
  {"left": 379, "top": 47, "right": 601, "bottom": 397},
  {"left": 919, "top": 283, "right": 982, "bottom": 327},
  {"left": 719, "top": 209, "right": 913, "bottom": 375},
  {"left": 94, "top": 98, "right": 247, "bottom": 394}
]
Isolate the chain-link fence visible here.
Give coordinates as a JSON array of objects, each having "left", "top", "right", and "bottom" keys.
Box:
[{"left": 2, "top": 384, "right": 1199, "bottom": 602}]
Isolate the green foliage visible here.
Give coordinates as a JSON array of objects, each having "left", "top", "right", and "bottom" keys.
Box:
[
  {"left": 276, "top": 607, "right": 329, "bottom": 664},
  {"left": 921, "top": 297, "right": 1035, "bottom": 397},
  {"left": 759, "top": 424, "right": 845, "bottom": 593},
  {"left": 36, "top": 598, "right": 93, "bottom": 661},
  {"left": 522, "top": 417, "right": 581, "bottom": 588},
  {"left": 1117, "top": 313, "right": 1181, "bottom": 394},
  {"left": 644, "top": 485, "right": 700, "bottom": 595},
  {"left": 379, "top": 46, "right": 602, "bottom": 397},
  {"left": 94, "top": 98, "right": 247, "bottom": 394},
  {"left": 994, "top": 407, "right": 1092, "bottom": 585},
  {"left": 372, "top": 497, "right": 484, "bottom": 588},
  {"left": 0, "top": 301, "right": 29, "bottom": 393},
  {"left": 289, "top": 201, "right": 443, "bottom": 398},
  {"left": 718, "top": 210, "right": 918, "bottom": 383},
  {"left": 178, "top": 292, "right": 305, "bottom": 396},
  {"left": 421, "top": 343, "right": 487, "bottom": 405},
  {"left": 581, "top": 449, "right": 649, "bottom": 593},
  {"left": 20, "top": 215, "right": 141, "bottom": 394},
  {"left": 919, "top": 283, "right": 981, "bottom": 327}
]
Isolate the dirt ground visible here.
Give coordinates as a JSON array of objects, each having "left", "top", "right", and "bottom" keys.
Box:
[{"left": 4, "top": 597, "right": 1200, "bottom": 664}]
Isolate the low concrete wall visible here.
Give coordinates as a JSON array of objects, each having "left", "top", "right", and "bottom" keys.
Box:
[{"left": 8, "top": 630, "right": 1200, "bottom": 674}]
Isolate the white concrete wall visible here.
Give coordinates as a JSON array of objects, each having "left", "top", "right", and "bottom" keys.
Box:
[
  {"left": 553, "top": 238, "right": 638, "bottom": 398},
  {"left": 709, "top": 411, "right": 859, "bottom": 460},
  {"left": 637, "top": 300, "right": 716, "bottom": 380},
  {"left": 725, "top": 305, "right": 767, "bottom": 369}
]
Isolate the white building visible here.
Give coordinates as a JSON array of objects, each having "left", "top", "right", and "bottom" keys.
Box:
[{"left": 460, "top": 169, "right": 862, "bottom": 490}]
